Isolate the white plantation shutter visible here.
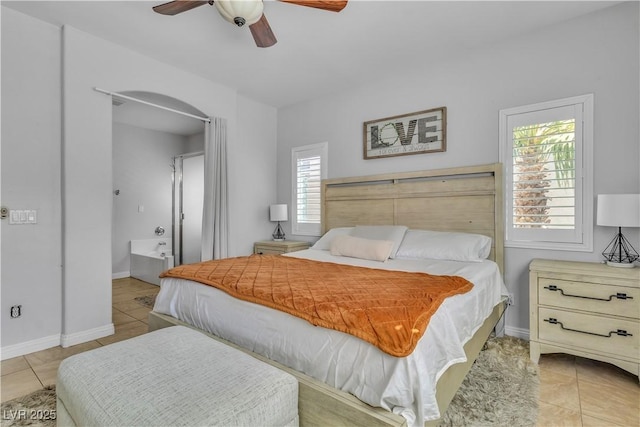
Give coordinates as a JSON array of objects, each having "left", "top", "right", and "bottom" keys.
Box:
[
  {"left": 500, "top": 94, "right": 593, "bottom": 251},
  {"left": 291, "top": 142, "right": 327, "bottom": 236}
]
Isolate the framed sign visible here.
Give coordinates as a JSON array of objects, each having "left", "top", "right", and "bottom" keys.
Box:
[{"left": 363, "top": 107, "right": 446, "bottom": 160}]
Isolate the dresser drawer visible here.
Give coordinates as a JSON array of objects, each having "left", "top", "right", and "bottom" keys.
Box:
[
  {"left": 538, "top": 307, "right": 639, "bottom": 359},
  {"left": 539, "top": 278, "right": 639, "bottom": 319},
  {"left": 254, "top": 247, "right": 284, "bottom": 255},
  {"left": 254, "top": 241, "right": 310, "bottom": 255}
]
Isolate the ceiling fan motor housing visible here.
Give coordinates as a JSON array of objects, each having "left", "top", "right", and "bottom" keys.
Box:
[
  {"left": 153, "top": 0, "right": 347, "bottom": 48},
  {"left": 215, "top": 0, "right": 264, "bottom": 27}
]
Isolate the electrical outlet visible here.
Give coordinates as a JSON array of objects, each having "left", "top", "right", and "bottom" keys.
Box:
[
  {"left": 506, "top": 294, "right": 515, "bottom": 306},
  {"left": 10, "top": 305, "right": 22, "bottom": 318}
]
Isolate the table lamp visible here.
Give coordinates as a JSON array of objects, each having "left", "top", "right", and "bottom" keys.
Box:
[
  {"left": 270, "top": 204, "right": 288, "bottom": 241},
  {"left": 596, "top": 194, "right": 640, "bottom": 267}
]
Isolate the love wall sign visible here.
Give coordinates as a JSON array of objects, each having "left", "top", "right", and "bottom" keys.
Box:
[{"left": 363, "top": 107, "right": 446, "bottom": 160}]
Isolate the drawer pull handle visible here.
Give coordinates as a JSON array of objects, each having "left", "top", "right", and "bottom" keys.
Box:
[
  {"left": 544, "top": 318, "right": 633, "bottom": 338},
  {"left": 544, "top": 285, "right": 633, "bottom": 301}
]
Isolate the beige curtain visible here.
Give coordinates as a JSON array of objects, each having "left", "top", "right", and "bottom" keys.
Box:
[{"left": 201, "top": 117, "right": 228, "bottom": 260}]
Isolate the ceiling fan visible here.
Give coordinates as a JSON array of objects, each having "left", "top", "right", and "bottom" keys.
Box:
[{"left": 152, "top": 0, "right": 348, "bottom": 48}]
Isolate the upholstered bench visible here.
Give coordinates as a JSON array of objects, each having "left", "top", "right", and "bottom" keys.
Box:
[{"left": 56, "top": 326, "right": 299, "bottom": 426}]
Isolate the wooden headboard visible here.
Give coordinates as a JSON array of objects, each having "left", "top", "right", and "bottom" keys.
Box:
[{"left": 321, "top": 163, "right": 504, "bottom": 274}]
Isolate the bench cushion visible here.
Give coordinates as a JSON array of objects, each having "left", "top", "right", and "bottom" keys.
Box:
[{"left": 57, "top": 326, "right": 298, "bottom": 426}]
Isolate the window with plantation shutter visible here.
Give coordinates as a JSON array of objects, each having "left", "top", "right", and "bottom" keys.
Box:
[
  {"left": 291, "top": 142, "right": 327, "bottom": 236},
  {"left": 499, "top": 94, "right": 593, "bottom": 251}
]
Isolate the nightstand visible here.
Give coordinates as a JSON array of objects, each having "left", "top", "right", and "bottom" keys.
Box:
[
  {"left": 529, "top": 259, "right": 639, "bottom": 377},
  {"left": 254, "top": 240, "right": 310, "bottom": 255}
]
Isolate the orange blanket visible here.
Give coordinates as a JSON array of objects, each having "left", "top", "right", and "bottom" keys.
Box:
[{"left": 160, "top": 254, "right": 473, "bottom": 357}]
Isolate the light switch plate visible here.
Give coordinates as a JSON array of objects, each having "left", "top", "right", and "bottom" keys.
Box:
[
  {"left": 9, "top": 210, "right": 20, "bottom": 224},
  {"left": 9, "top": 209, "right": 37, "bottom": 225}
]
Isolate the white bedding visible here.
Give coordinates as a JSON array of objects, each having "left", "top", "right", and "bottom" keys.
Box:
[{"left": 154, "top": 249, "right": 507, "bottom": 426}]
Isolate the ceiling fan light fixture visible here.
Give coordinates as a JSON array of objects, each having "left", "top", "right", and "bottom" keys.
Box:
[{"left": 215, "top": 0, "right": 264, "bottom": 27}]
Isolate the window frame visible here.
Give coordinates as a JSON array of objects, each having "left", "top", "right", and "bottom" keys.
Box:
[
  {"left": 291, "top": 142, "right": 328, "bottom": 237},
  {"left": 499, "top": 94, "right": 594, "bottom": 252}
]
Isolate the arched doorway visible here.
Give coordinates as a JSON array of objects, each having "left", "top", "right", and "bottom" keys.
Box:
[{"left": 110, "top": 91, "right": 206, "bottom": 281}]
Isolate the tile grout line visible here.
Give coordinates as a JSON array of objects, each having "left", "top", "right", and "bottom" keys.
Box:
[
  {"left": 575, "top": 366, "right": 639, "bottom": 426},
  {"left": 574, "top": 358, "right": 585, "bottom": 427}
]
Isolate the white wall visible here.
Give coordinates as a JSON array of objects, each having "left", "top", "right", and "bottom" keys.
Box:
[
  {"left": 1, "top": 8, "right": 278, "bottom": 356},
  {"left": 112, "top": 123, "right": 191, "bottom": 277},
  {"left": 233, "top": 95, "right": 279, "bottom": 253},
  {"left": 60, "top": 25, "right": 239, "bottom": 346},
  {"left": 277, "top": 3, "right": 640, "bottom": 336},
  {"left": 1, "top": 8, "right": 63, "bottom": 356},
  {"left": 186, "top": 132, "right": 205, "bottom": 154}
]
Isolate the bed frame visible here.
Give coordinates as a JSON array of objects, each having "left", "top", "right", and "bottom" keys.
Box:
[
  {"left": 148, "top": 162, "right": 506, "bottom": 426},
  {"left": 321, "top": 163, "right": 504, "bottom": 274}
]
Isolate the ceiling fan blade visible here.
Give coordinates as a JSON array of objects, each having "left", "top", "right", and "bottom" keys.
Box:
[
  {"left": 153, "top": 0, "right": 210, "bottom": 16},
  {"left": 249, "top": 14, "right": 277, "bottom": 48},
  {"left": 279, "top": 0, "right": 347, "bottom": 13}
]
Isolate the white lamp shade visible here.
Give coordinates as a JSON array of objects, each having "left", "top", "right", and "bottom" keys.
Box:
[
  {"left": 215, "top": 0, "right": 264, "bottom": 26},
  {"left": 270, "top": 204, "right": 288, "bottom": 222},
  {"left": 597, "top": 194, "right": 640, "bottom": 227}
]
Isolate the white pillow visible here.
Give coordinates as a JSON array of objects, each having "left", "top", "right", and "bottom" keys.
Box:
[
  {"left": 330, "top": 235, "right": 394, "bottom": 262},
  {"left": 350, "top": 225, "right": 408, "bottom": 258},
  {"left": 395, "top": 229, "right": 492, "bottom": 262},
  {"left": 311, "top": 227, "right": 354, "bottom": 250}
]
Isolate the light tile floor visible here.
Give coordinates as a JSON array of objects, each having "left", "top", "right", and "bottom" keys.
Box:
[
  {"left": 2, "top": 278, "right": 639, "bottom": 427},
  {"left": 1, "top": 278, "right": 158, "bottom": 402},
  {"left": 537, "top": 353, "right": 639, "bottom": 427}
]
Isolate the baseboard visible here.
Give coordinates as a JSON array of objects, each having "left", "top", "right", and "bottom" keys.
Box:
[
  {"left": 1, "top": 334, "right": 61, "bottom": 361},
  {"left": 112, "top": 271, "right": 130, "bottom": 280},
  {"left": 61, "top": 323, "right": 114, "bottom": 348},
  {"left": 505, "top": 325, "right": 529, "bottom": 341}
]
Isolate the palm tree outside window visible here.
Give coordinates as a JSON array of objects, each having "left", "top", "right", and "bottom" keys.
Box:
[{"left": 500, "top": 94, "right": 593, "bottom": 251}]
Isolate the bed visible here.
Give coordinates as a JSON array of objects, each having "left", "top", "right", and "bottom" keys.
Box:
[{"left": 148, "top": 163, "right": 507, "bottom": 427}]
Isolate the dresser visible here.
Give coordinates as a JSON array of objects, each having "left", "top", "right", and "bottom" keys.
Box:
[
  {"left": 529, "top": 259, "right": 640, "bottom": 377},
  {"left": 253, "top": 240, "right": 310, "bottom": 255}
]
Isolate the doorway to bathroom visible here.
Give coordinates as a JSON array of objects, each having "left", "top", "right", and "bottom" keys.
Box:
[{"left": 111, "top": 91, "right": 206, "bottom": 279}]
